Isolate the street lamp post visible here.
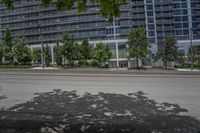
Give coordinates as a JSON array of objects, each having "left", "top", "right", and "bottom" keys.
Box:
[
  {"left": 113, "top": 18, "right": 119, "bottom": 70},
  {"left": 189, "top": 28, "right": 193, "bottom": 70},
  {"left": 38, "top": 25, "right": 45, "bottom": 69}
]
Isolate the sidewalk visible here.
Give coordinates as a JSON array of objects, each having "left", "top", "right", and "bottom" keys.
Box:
[
  {"left": 0, "top": 68, "right": 200, "bottom": 78},
  {"left": 31, "top": 67, "right": 60, "bottom": 70},
  {"left": 176, "top": 68, "right": 200, "bottom": 72}
]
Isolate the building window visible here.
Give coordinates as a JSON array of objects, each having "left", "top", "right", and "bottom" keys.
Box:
[
  {"left": 183, "top": 30, "right": 189, "bottom": 35},
  {"left": 181, "top": 3, "right": 187, "bottom": 8},
  {"left": 147, "top": 11, "right": 154, "bottom": 16},
  {"left": 183, "top": 23, "right": 189, "bottom": 28},
  {"left": 146, "top": 0, "right": 152, "bottom": 3},
  {"left": 182, "top": 9, "right": 188, "bottom": 14},
  {"left": 174, "top": 16, "right": 182, "bottom": 22},
  {"left": 148, "top": 24, "right": 155, "bottom": 30},
  {"left": 182, "top": 16, "right": 188, "bottom": 21},
  {"left": 174, "top": 23, "right": 182, "bottom": 28},
  {"left": 147, "top": 5, "right": 153, "bottom": 10},
  {"left": 118, "top": 43, "right": 127, "bottom": 58},
  {"left": 173, "top": 3, "right": 181, "bottom": 8},
  {"left": 175, "top": 30, "right": 182, "bottom": 35},
  {"left": 107, "top": 43, "right": 116, "bottom": 59},
  {"left": 148, "top": 31, "right": 155, "bottom": 36}
]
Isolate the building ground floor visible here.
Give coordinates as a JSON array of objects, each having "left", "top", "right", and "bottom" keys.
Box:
[
  {"left": 177, "top": 39, "right": 200, "bottom": 55},
  {"left": 29, "top": 39, "right": 200, "bottom": 68}
]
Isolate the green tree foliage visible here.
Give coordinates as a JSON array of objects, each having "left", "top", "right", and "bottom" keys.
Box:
[
  {"left": 73, "top": 43, "right": 82, "bottom": 66},
  {"left": 128, "top": 27, "right": 149, "bottom": 69},
  {"left": 44, "top": 44, "right": 51, "bottom": 67},
  {"left": 187, "top": 46, "right": 196, "bottom": 69},
  {"left": 61, "top": 33, "right": 80, "bottom": 68},
  {"left": 1, "top": 0, "right": 130, "bottom": 22},
  {"left": 92, "top": 43, "right": 111, "bottom": 67},
  {"left": 197, "top": 55, "right": 200, "bottom": 68},
  {"left": 80, "top": 38, "right": 91, "bottom": 66},
  {"left": 1, "top": 29, "right": 14, "bottom": 63},
  {"left": 12, "top": 37, "right": 32, "bottom": 65},
  {"left": 195, "top": 48, "right": 200, "bottom": 67},
  {"left": 3, "top": 29, "right": 12, "bottom": 48},
  {"left": 159, "top": 36, "right": 178, "bottom": 68},
  {"left": 0, "top": 43, "right": 3, "bottom": 63},
  {"left": 31, "top": 48, "right": 41, "bottom": 64},
  {"left": 55, "top": 43, "right": 63, "bottom": 66},
  {"left": 176, "top": 51, "right": 186, "bottom": 67},
  {"left": 191, "top": 46, "right": 200, "bottom": 67}
]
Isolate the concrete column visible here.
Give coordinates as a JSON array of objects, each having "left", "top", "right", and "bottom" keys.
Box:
[
  {"left": 116, "top": 42, "right": 119, "bottom": 69},
  {"left": 51, "top": 46, "right": 54, "bottom": 63},
  {"left": 187, "top": 0, "right": 192, "bottom": 31}
]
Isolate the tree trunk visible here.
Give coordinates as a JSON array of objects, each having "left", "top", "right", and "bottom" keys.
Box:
[
  {"left": 84, "top": 60, "right": 87, "bottom": 67},
  {"left": 165, "top": 60, "right": 168, "bottom": 69},
  {"left": 73, "top": 62, "right": 74, "bottom": 68},
  {"left": 136, "top": 58, "right": 139, "bottom": 70},
  {"left": 69, "top": 61, "right": 73, "bottom": 68},
  {"left": 98, "top": 60, "right": 101, "bottom": 68}
]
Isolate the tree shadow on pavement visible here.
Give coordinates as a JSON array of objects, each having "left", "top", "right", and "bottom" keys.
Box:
[
  {"left": 0, "top": 89, "right": 200, "bottom": 133},
  {"left": 0, "top": 87, "right": 8, "bottom": 101}
]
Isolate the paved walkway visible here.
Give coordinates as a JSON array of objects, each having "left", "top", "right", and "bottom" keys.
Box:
[
  {"left": 176, "top": 68, "right": 200, "bottom": 72},
  {"left": 0, "top": 68, "right": 200, "bottom": 78}
]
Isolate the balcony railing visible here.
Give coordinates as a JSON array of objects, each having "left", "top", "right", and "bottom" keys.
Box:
[
  {"left": 155, "top": 7, "right": 172, "bottom": 12},
  {"left": 156, "top": 13, "right": 173, "bottom": 18},
  {"left": 156, "top": 20, "right": 173, "bottom": 24},
  {"left": 154, "top": 0, "right": 172, "bottom": 6}
]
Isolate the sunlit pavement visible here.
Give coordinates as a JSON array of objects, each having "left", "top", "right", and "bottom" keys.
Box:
[
  {"left": 1, "top": 68, "right": 200, "bottom": 77},
  {"left": 31, "top": 67, "right": 60, "bottom": 70},
  {"left": 0, "top": 69, "right": 200, "bottom": 121},
  {"left": 176, "top": 68, "right": 200, "bottom": 72}
]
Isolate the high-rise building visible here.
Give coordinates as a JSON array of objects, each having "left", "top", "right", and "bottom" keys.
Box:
[{"left": 0, "top": 0, "right": 200, "bottom": 67}]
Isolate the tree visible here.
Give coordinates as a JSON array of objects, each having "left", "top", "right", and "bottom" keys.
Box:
[
  {"left": 2, "top": 29, "right": 14, "bottom": 63},
  {"left": 73, "top": 43, "right": 82, "bottom": 67},
  {"left": 159, "top": 36, "right": 178, "bottom": 68},
  {"left": 2, "top": 0, "right": 130, "bottom": 22},
  {"left": 176, "top": 51, "right": 186, "bottom": 67},
  {"left": 61, "top": 33, "right": 78, "bottom": 68},
  {"left": 195, "top": 47, "right": 200, "bottom": 67},
  {"left": 80, "top": 38, "right": 92, "bottom": 66},
  {"left": 4, "top": 29, "right": 12, "bottom": 49},
  {"left": 31, "top": 48, "right": 41, "bottom": 64},
  {"left": 128, "top": 27, "right": 149, "bottom": 69},
  {"left": 197, "top": 55, "right": 200, "bottom": 68},
  {"left": 92, "top": 43, "right": 112, "bottom": 67},
  {"left": 44, "top": 44, "right": 51, "bottom": 67},
  {"left": 188, "top": 45, "right": 200, "bottom": 69},
  {"left": 12, "top": 37, "right": 32, "bottom": 65},
  {"left": 55, "top": 43, "right": 63, "bottom": 66}
]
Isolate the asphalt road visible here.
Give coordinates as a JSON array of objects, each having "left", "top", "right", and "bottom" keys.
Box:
[{"left": 0, "top": 71, "right": 200, "bottom": 120}]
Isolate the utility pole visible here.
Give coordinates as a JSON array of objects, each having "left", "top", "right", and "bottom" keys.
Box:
[{"left": 189, "top": 27, "right": 193, "bottom": 70}]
